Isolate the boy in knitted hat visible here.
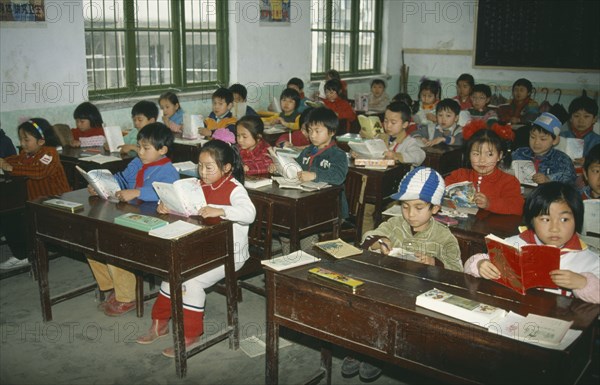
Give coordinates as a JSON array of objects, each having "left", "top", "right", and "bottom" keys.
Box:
[
  {"left": 341, "top": 167, "right": 462, "bottom": 382},
  {"left": 512, "top": 112, "right": 576, "bottom": 185}
]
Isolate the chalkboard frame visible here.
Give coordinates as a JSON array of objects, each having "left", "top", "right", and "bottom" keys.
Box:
[{"left": 473, "top": 0, "right": 600, "bottom": 72}]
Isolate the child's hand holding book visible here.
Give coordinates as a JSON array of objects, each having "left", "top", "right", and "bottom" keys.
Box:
[{"left": 477, "top": 259, "right": 501, "bottom": 280}]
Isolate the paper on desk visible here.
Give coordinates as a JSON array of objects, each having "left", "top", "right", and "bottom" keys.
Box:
[
  {"left": 174, "top": 137, "right": 208, "bottom": 145},
  {"left": 79, "top": 154, "right": 123, "bottom": 164},
  {"left": 148, "top": 220, "right": 202, "bottom": 240}
]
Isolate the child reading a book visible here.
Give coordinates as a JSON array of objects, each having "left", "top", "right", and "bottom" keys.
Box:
[
  {"left": 497, "top": 78, "right": 539, "bottom": 124},
  {"left": 411, "top": 78, "right": 441, "bottom": 144},
  {"left": 263, "top": 88, "right": 301, "bottom": 130},
  {"left": 367, "top": 79, "right": 390, "bottom": 113},
  {"left": 199, "top": 87, "right": 237, "bottom": 138},
  {"left": 425, "top": 98, "right": 463, "bottom": 146},
  {"left": 236, "top": 115, "right": 273, "bottom": 175},
  {"left": 0, "top": 118, "right": 70, "bottom": 270},
  {"left": 445, "top": 126, "right": 524, "bottom": 215},
  {"left": 453, "top": 73, "right": 474, "bottom": 110},
  {"left": 229, "top": 83, "right": 258, "bottom": 117},
  {"left": 466, "top": 84, "right": 498, "bottom": 127},
  {"left": 86, "top": 122, "right": 179, "bottom": 316},
  {"left": 287, "top": 77, "right": 309, "bottom": 112},
  {"left": 512, "top": 112, "right": 576, "bottom": 185},
  {"left": 581, "top": 144, "right": 600, "bottom": 200},
  {"left": 343, "top": 167, "right": 463, "bottom": 381},
  {"left": 321, "top": 79, "right": 356, "bottom": 133},
  {"left": 104, "top": 100, "right": 158, "bottom": 154},
  {"left": 274, "top": 107, "right": 312, "bottom": 149},
  {"left": 137, "top": 139, "right": 256, "bottom": 356},
  {"left": 70, "top": 101, "right": 105, "bottom": 147},
  {"left": 560, "top": 93, "right": 600, "bottom": 161},
  {"left": 159, "top": 91, "right": 184, "bottom": 133},
  {"left": 464, "top": 182, "right": 599, "bottom": 304}
]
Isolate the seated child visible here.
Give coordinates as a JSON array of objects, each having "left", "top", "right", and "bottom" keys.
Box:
[
  {"left": 229, "top": 83, "right": 258, "bottom": 118},
  {"left": 467, "top": 84, "right": 498, "bottom": 127},
  {"left": 287, "top": 77, "right": 309, "bottom": 113},
  {"left": 70, "top": 101, "right": 106, "bottom": 147},
  {"left": 391, "top": 93, "right": 418, "bottom": 134},
  {"left": 581, "top": 144, "right": 600, "bottom": 199},
  {"left": 342, "top": 167, "right": 463, "bottom": 381},
  {"left": 236, "top": 115, "right": 273, "bottom": 175},
  {"left": 497, "top": 78, "right": 539, "bottom": 124},
  {"left": 88, "top": 122, "right": 179, "bottom": 316},
  {"left": 464, "top": 182, "right": 599, "bottom": 304},
  {"left": 274, "top": 107, "right": 313, "bottom": 149},
  {"left": 411, "top": 78, "right": 441, "bottom": 143},
  {"left": 105, "top": 100, "right": 158, "bottom": 154},
  {"left": 137, "top": 140, "right": 255, "bottom": 356},
  {"left": 321, "top": 79, "right": 356, "bottom": 133},
  {"left": 263, "top": 88, "right": 301, "bottom": 130},
  {"left": 426, "top": 98, "right": 463, "bottom": 146},
  {"left": 560, "top": 94, "right": 600, "bottom": 162},
  {"left": 325, "top": 69, "right": 348, "bottom": 100},
  {"left": 445, "top": 127, "right": 524, "bottom": 215},
  {"left": 159, "top": 91, "right": 184, "bottom": 133},
  {"left": 0, "top": 127, "right": 17, "bottom": 157},
  {"left": 453, "top": 73, "right": 474, "bottom": 110},
  {"left": 512, "top": 112, "right": 576, "bottom": 185},
  {"left": 367, "top": 79, "right": 390, "bottom": 113},
  {"left": 199, "top": 87, "right": 237, "bottom": 138}
]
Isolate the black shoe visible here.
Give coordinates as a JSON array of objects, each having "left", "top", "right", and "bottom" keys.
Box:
[
  {"left": 359, "top": 361, "right": 382, "bottom": 382},
  {"left": 341, "top": 356, "right": 360, "bottom": 377}
]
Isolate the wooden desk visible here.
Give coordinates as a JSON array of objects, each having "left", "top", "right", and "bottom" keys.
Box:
[
  {"left": 59, "top": 147, "right": 134, "bottom": 190},
  {"left": 350, "top": 162, "right": 411, "bottom": 226},
  {"left": 171, "top": 137, "right": 207, "bottom": 163},
  {"left": 422, "top": 144, "right": 463, "bottom": 176},
  {"left": 265, "top": 250, "right": 599, "bottom": 384},
  {"left": 247, "top": 184, "right": 341, "bottom": 252},
  {"left": 29, "top": 190, "right": 239, "bottom": 378}
]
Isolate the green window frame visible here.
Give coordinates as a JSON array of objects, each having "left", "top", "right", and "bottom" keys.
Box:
[
  {"left": 84, "top": 0, "right": 228, "bottom": 99},
  {"left": 310, "top": 0, "right": 383, "bottom": 79}
]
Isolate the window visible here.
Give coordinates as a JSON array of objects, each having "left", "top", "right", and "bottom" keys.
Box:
[
  {"left": 84, "top": 0, "right": 228, "bottom": 98},
  {"left": 310, "top": 0, "right": 382, "bottom": 78}
]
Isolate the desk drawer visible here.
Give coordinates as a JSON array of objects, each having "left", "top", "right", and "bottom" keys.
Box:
[{"left": 35, "top": 210, "right": 95, "bottom": 246}]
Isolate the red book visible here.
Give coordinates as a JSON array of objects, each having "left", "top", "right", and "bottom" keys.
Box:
[{"left": 485, "top": 234, "right": 560, "bottom": 295}]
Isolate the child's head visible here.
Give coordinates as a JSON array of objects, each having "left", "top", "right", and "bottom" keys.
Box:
[
  {"left": 17, "top": 118, "right": 58, "bottom": 154},
  {"left": 371, "top": 79, "right": 386, "bottom": 97},
  {"left": 435, "top": 99, "right": 460, "bottom": 129},
  {"left": 511, "top": 78, "right": 533, "bottom": 102},
  {"left": 236, "top": 115, "right": 264, "bottom": 150},
  {"left": 383, "top": 101, "right": 411, "bottom": 137},
  {"left": 391, "top": 167, "right": 445, "bottom": 231},
  {"left": 471, "top": 84, "right": 492, "bottom": 111},
  {"left": 158, "top": 91, "right": 181, "bottom": 119},
  {"left": 418, "top": 79, "right": 441, "bottom": 106},
  {"left": 392, "top": 93, "right": 416, "bottom": 113},
  {"left": 136, "top": 122, "right": 173, "bottom": 164},
  {"left": 325, "top": 69, "right": 341, "bottom": 81},
  {"left": 465, "top": 129, "right": 505, "bottom": 176},
  {"left": 456, "top": 73, "right": 475, "bottom": 99},
  {"left": 73, "top": 102, "right": 103, "bottom": 131},
  {"left": 211, "top": 88, "right": 234, "bottom": 117},
  {"left": 524, "top": 182, "right": 583, "bottom": 246},
  {"left": 280, "top": 88, "right": 300, "bottom": 114},
  {"left": 583, "top": 144, "right": 600, "bottom": 197},
  {"left": 568, "top": 94, "right": 599, "bottom": 132},
  {"left": 286, "top": 78, "right": 304, "bottom": 94},
  {"left": 228, "top": 83, "right": 248, "bottom": 103},
  {"left": 298, "top": 107, "right": 314, "bottom": 139},
  {"left": 324, "top": 79, "right": 342, "bottom": 102},
  {"left": 131, "top": 100, "right": 159, "bottom": 130},
  {"left": 306, "top": 107, "right": 337, "bottom": 148},
  {"left": 529, "top": 112, "right": 562, "bottom": 156},
  {"left": 198, "top": 139, "right": 244, "bottom": 185}
]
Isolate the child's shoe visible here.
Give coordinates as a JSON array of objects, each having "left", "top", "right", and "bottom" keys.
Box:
[
  {"left": 136, "top": 319, "right": 169, "bottom": 345},
  {"left": 97, "top": 290, "right": 115, "bottom": 311},
  {"left": 103, "top": 299, "right": 136, "bottom": 316},
  {"left": 161, "top": 336, "right": 200, "bottom": 358},
  {"left": 341, "top": 356, "right": 360, "bottom": 377},
  {"left": 358, "top": 361, "right": 382, "bottom": 382}
]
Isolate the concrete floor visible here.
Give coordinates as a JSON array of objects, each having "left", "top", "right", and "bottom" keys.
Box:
[{"left": 0, "top": 245, "right": 439, "bottom": 385}]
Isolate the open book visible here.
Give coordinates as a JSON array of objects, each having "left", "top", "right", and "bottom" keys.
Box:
[
  {"left": 269, "top": 96, "right": 282, "bottom": 113},
  {"left": 149, "top": 220, "right": 202, "bottom": 240},
  {"left": 357, "top": 115, "right": 384, "bottom": 139},
  {"left": 485, "top": 233, "right": 559, "bottom": 295},
  {"left": 103, "top": 126, "right": 125, "bottom": 153},
  {"left": 314, "top": 238, "right": 363, "bottom": 259},
  {"left": 268, "top": 147, "right": 303, "bottom": 180},
  {"left": 354, "top": 93, "right": 370, "bottom": 112},
  {"left": 75, "top": 165, "right": 120, "bottom": 200},
  {"left": 488, "top": 311, "right": 574, "bottom": 348},
  {"left": 244, "top": 177, "right": 273, "bottom": 189},
  {"left": 512, "top": 160, "right": 538, "bottom": 186},
  {"left": 261, "top": 250, "right": 321, "bottom": 271},
  {"left": 443, "top": 181, "right": 478, "bottom": 215},
  {"left": 272, "top": 176, "right": 330, "bottom": 192},
  {"left": 182, "top": 114, "right": 204, "bottom": 139},
  {"left": 152, "top": 178, "right": 206, "bottom": 217},
  {"left": 555, "top": 137, "right": 584, "bottom": 160},
  {"left": 231, "top": 102, "right": 247, "bottom": 119},
  {"left": 348, "top": 139, "right": 387, "bottom": 159}
]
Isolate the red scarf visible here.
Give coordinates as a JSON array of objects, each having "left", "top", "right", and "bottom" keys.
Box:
[
  {"left": 570, "top": 123, "right": 594, "bottom": 139},
  {"left": 519, "top": 229, "right": 583, "bottom": 253},
  {"left": 135, "top": 157, "right": 171, "bottom": 188},
  {"left": 307, "top": 141, "right": 336, "bottom": 168}
]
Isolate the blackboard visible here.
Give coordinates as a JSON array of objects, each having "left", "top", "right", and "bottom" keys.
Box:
[{"left": 475, "top": 0, "right": 600, "bottom": 70}]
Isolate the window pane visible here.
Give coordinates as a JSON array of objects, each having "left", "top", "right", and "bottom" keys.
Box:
[
  {"left": 310, "top": 0, "right": 327, "bottom": 29},
  {"left": 135, "top": 0, "right": 171, "bottom": 29},
  {"left": 311, "top": 30, "right": 327, "bottom": 73},
  {"left": 185, "top": 32, "right": 217, "bottom": 84},
  {"left": 358, "top": 32, "right": 374, "bottom": 70},
  {"left": 84, "top": 0, "right": 124, "bottom": 28},
  {"left": 359, "top": 0, "right": 375, "bottom": 30},
  {"left": 185, "top": 0, "right": 217, "bottom": 29},
  {"left": 331, "top": 0, "right": 351, "bottom": 30},
  {"left": 136, "top": 31, "right": 172, "bottom": 86},
  {"left": 86, "top": 31, "right": 126, "bottom": 91},
  {"left": 330, "top": 32, "right": 350, "bottom": 71}
]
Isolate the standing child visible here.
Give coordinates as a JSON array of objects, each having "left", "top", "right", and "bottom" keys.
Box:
[
  {"left": 87, "top": 122, "right": 179, "bottom": 316},
  {"left": 136, "top": 140, "right": 256, "bottom": 356},
  {"left": 560, "top": 94, "right": 600, "bottom": 162},
  {"left": 229, "top": 83, "right": 258, "bottom": 118},
  {"left": 321, "top": 79, "right": 356, "bottom": 133},
  {"left": 512, "top": 112, "right": 576, "bottom": 185},
  {"left": 274, "top": 107, "right": 313, "bottom": 149},
  {"left": 70, "top": 101, "right": 105, "bottom": 147},
  {"left": 411, "top": 78, "right": 441, "bottom": 144},
  {"left": 498, "top": 78, "right": 539, "bottom": 124},
  {"left": 199, "top": 87, "right": 237, "bottom": 138},
  {"left": 426, "top": 98, "right": 463, "bottom": 146},
  {"left": 445, "top": 126, "right": 524, "bottom": 215},
  {"left": 236, "top": 115, "right": 273, "bottom": 175},
  {"left": 264, "top": 88, "right": 301, "bottom": 130},
  {"left": 467, "top": 84, "right": 498, "bottom": 127},
  {"left": 453, "top": 73, "right": 474, "bottom": 110},
  {"left": 0, "top": 118, "right": 70, "bottom": 270},
  {"left": 581, "top": 144, "right": 600, "bottom": 199},
  {"left": 159, "top": 91, "right": 184, "bottom": 133},
  {"left": 105, "top": 100, "right": 159, "bottom": 154},
  {"left": 287, "top": 77, "right": 309, "bottom": 113},
  {"left": 464, "top": 182, "right": 599, "bottom": 304},
  {"left": 367, "top": 79, "right": 390, "bottom": 113},
  {"left": 342, "top": 167, "right": 463, "bottom": 382}
]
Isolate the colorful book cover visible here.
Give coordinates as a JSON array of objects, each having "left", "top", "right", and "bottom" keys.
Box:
[
  {"left": 308, "top": 267, "right": 364, "bottom": 293},
  {"left": 114, "top": 213, "right": 168, "bottom": 232}
]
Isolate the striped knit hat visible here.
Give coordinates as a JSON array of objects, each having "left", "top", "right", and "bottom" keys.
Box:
[{"left": 391, "top": 167, "right": 445, "bottom": 205}]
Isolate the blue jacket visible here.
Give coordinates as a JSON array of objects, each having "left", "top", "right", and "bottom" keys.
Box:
[
  {"left": 114, "top": 157, "right": 179, "bottom": 201},
  {"left": 512, "top": 147, "right": 576, "bottom": 185}
]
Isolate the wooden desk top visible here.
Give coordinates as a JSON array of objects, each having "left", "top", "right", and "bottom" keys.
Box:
[{"left": 59, "top": 146, "right": 134, "bottom": 162}]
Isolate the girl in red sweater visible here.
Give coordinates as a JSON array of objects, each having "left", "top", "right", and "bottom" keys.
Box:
[
  {"left": 445, "top": 125, "right": 523, "bottom": 215},
  {"left": 236, "top": 115, "right": 273, "bottom": 175}
]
